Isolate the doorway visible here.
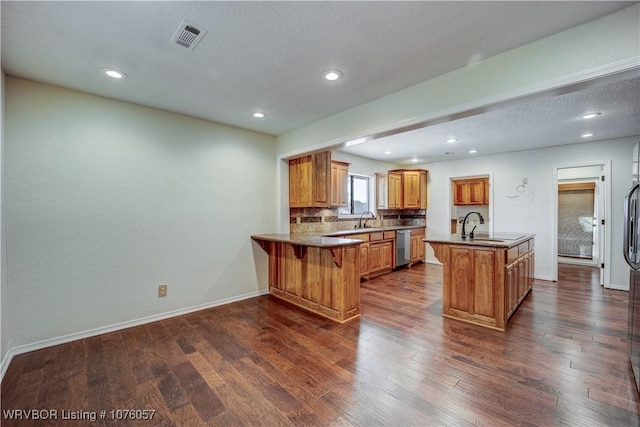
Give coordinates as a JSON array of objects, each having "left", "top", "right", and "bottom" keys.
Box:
[{"left": 553, "top": 162, "right": 610, "bottom": 287}]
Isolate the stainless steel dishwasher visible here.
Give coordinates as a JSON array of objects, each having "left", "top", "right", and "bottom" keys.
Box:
[{"left": 396, "top": 229, "right": 411, "bottom": 267}]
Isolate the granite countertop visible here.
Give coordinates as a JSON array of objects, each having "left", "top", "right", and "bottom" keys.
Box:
[
  {"left": 322, "top": 225, "right": 425, "bottom": 237},
  {"left": 251, "top": 234, "right": 363, "bottom": 248},
  {"left": 423, "top": 231, "right": 535, "bottom": 248}
]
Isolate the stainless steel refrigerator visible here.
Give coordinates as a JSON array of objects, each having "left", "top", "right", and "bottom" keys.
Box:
[{"left": 626, "top": 141, "right": 640, "bottom": 393}]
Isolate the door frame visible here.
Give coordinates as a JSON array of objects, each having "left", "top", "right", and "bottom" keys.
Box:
[{"left": 552, "top": 160, "right": 611, "bottom": 287}]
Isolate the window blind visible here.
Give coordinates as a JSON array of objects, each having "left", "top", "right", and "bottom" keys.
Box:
[{"left": 558, "top": 182, "right": 595, "bottom": 259}]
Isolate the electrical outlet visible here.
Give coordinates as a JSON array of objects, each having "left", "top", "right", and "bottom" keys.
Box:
[{"left": 158, "top": 284, "right": 168, "bottom": 297}]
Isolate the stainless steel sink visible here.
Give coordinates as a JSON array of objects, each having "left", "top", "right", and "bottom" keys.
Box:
[
  {"left": 471, "top": 232, "right": 524, "bottom": 241},
  {"left": 470, "top": 238, "right": 505, "bottom": 242}
]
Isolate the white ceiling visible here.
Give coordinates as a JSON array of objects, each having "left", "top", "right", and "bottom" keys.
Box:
[{"left": 1, "top": 0, "right": 637, "bottom": 140}]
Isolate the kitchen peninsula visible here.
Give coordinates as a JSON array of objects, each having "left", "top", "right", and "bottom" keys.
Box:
[
  {"left": 425, "top": 232, "right": 535, "bottom": 331},
  {"left": 252, "top": 225, "right": 426, "bottom": 323},
  {"left": 251, "top": 234, "right": 362, "bottom": 323}
]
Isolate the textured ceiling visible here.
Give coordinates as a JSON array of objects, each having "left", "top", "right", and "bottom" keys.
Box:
[
  {"left": 1, "top": 1, "right": 636, "bottom": 137},
  {"left": 339, "top": 75, "right": 640, "bottom": 165}
]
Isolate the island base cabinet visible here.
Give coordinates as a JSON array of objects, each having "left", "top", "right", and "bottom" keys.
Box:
[
  {"left": 431, "top": 238, "right": 535, "bottom": 331},
  {"left": 445, "top": 247, "right": 503, "bottom": 330},
  {"left": 506, "top": 250, "right": 535, "bottom": 319},
  {"left": 266, "top": 242, "right": 360, "bottom": 323}
]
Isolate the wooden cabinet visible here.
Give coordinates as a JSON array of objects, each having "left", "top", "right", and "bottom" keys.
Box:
[
  {"left": 383, "top": 169, "right": 427, "bottom": 210},
  {"left": 331, "top": 161, "right": 349, "bottom": 207},
  {"left": 483, "top": 179, "right": 489, "bottom": 205},
  {"left": 453, "top": 178, "right": 489, "bottom": 206},
  {"left": 375, "top": 173, "right": 388, "bottom": 209},
  {"left": 359, "top": 243, "right": 369, "bottom": 277},
  {"left": 289, "top": 151, "right": 348, "bottom": 208},
  {"left": 396, "top": 169, "right": 427, "bottom": 209},
  {"left": 369, "top": 241, "right": 393, "bottom": 274},
  {"left": 388, "top": 172, "right": 402, "bottom": 209},
  {"left": 252, "top": 236, "right": 361, "bottom": 323},
  {"left": 289, "top": 155, "right": 313, "bottom": 207},
  {"left": 345, "top": 231, "right": 394, "bottom": 279},
  {"left": 429, "top": 237, "right": 535, "bottom": 331},
  {"left": 312, "top": 151, "right": 331, "bottom": 207},
  {"left": 505, "top": 243, "right": 535, "bottom": 319},
  {"left": 410, "top": 228, "right": 426, "bottom": 264}
]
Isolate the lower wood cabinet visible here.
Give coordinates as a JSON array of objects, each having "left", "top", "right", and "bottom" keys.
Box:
[
  {"left": 410, "top": 228, "right": 426, "bottom": 265},
  {"left": 344, "top": 231, "right": 395, "bottom": 279},
  {"left": 369, "top": 241, "right": 393, "bottom": 274},
  {"left": 359, "top": 243, "right": 369, "bottom": 277},
  {"left": 505, "top": 250, "right": 535, "bottom": 319}
]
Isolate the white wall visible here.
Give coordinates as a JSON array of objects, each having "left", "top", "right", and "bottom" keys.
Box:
[
  {"left": 332, "top": 150, "right": 400, "bottom": 176},
  {"left": 1, "top": 71, "right": 9, "bottom": 367},
  {"left": 421, "top": 137, "right": 637, "bottom": 288},
  {"left": 5, "top": 77, "right": 276, "bottom": 349},
  {"left": 276, "top": 4, "right": 639, "bottom": 156}
]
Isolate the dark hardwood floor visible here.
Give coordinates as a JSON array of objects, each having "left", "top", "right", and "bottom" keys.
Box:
[{"left": 2, "top": 263, "right": 639, "bottom": 426}]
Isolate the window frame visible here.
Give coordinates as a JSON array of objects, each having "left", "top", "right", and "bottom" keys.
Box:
[{"left": 338, "top": 173, "right": 373, "bottom": 218}]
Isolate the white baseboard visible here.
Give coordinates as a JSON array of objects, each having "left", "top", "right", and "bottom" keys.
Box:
[
  {"left": 0, "top": 288, "right": 269, "bottom": 383},
  {"left": 0, "top": 348, "right": 15, "bottom": 384},
  {"left": 607, "top": 283, "right": 629, "bottom": 291},
  {"left": 558, "top": 257, "right": 599, "bottom": 267}
]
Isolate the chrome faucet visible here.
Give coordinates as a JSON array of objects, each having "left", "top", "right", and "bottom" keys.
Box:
[
  {"left": 461, "top": 211, "right": 485, "bottom": 239},
  {"left": 357, "top": 211, "right": 375, "bottom": 229}
]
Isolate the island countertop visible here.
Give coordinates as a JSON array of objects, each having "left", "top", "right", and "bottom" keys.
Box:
[
  {"left": 251, "top": 233, "right": 363, "bottom": 248},
  {"left": 423, "top": 231, "right": 535, "bottom": 249}
]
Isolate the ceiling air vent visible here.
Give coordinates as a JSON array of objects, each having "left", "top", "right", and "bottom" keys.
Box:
[{"left": 171, "top": 20, "right": 207, "bottom": 51}]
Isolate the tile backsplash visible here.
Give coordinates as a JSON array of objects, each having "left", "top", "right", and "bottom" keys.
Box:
[{"left": 290, "top": 207, "right": 426, "bottom": 234}]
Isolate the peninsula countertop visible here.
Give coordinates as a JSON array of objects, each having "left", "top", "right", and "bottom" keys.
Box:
[
  {"left": 251, "top": 233, "right": 363, "bottom": 248},
  {"left": 423, "top": 231, "right": 535, "bottom": 249},
  {"left": 252, "top": 225, "right": 426, "bottom": 248}
]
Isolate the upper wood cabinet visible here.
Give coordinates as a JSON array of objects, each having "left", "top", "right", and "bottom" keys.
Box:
[
  {"left": 377, "top": 170, "right": 427, "bottom": 210},
  {"left": 483, "top": 179, "right": 489, "bottom": 205},
  {"left": 402, "top": 170, "right": 428, "bottom": 209},
  {"left": 289, "top": 151, "right": 349, "bottom": 208},
  {"left": 388, "top": 172, "right": 403, "bottom": 209},
  {"left": 289, "top": 155, "right": 314, "bottom": 207},
  {"left": 453, "top": 177, "right": 489, "bottom": 206},
  {"left": 331, "top": 161, "right": 349, "bottom": 207},
  {"left": 375, "top": 173, "right": 388, "bottom": 210},
  {"left": 387, "top": 169, "right": 428, "bottom": 209}
]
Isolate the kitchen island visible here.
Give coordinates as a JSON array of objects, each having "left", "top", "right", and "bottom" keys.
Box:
[
  {"left": 425, "top": 232, "right": 535, "bottom": 331},
  {"left": 251, "top": 234, "right": 362, "bottom": 323}
]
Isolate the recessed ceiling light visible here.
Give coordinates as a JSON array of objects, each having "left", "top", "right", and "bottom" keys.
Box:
[
  {"left": 252, "top": 111, "right": 267, "bottom": 118},
  {"left": 384, "top": 151, "right": 392, "bottom": 155},
  {"left": 447, "top": 138, "right": 457, "bottom": 143},
  {"left": 469, "top": 149, "right": 478, "bottom": 154},
  {"left": 582, "top": 132, "right": 595, "bottom": 138},
  {"left": 411, "top": 158, "right": 418, "bottom": 162},
  {"left": 323, "top": 70, "right": 343, "bottom": 81},
  {"left": 103, "top": 69, "right": 126, "bottom": 79},
  {"left": 580, "top": 112, "right": 601, "bottom": 120}
]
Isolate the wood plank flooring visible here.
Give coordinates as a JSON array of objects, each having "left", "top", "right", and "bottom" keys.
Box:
[{"left": 2, "top": 263, "right": 639, "bottom": 426}]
